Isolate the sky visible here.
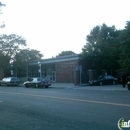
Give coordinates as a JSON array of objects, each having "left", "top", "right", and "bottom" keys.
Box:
[{"left": 0, "top": 0, "right": 130, "bottom": 58}]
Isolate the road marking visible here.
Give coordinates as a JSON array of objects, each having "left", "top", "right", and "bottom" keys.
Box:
[{"left": 0, "top": 91, "right": 130, "bottom": 107}]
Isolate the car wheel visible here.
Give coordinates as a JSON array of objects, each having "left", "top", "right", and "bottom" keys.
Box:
[
  {"left": 113, "top": 81, "right": 116, "bottom": 85},
  {"left": 45, "top": 86, "right": 48, "bottom": 88},
  {"left": 35, "top": 84, "right": 39, "bottom": 88},
  {"left": 25, "top": 84, "right": 29, "bottom": 88},
  {"left": 99, "top": 82, "right": 103, "bottom": 86}
]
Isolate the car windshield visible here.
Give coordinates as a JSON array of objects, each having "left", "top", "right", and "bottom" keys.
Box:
[
  {"left": 37, "top": 78, "right": 45, "bottom": 81},
  {"left": 30, "top": 78, "right": 46, "bottom": 81},
  {"left": 97, "top": 76, "right": 104, "bottom": 79}
]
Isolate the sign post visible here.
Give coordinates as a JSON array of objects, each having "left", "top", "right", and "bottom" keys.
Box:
[
  {"left": 38, "top": 61, "right": 42, "bottom": 78},
  {"left": 11, "top": 70, "right": 13, "bottom": 76},
  {"left": 10, "top": 64, "right": 13, "bottom": 77},
  {"left": 79, "top": 65, "right": 82, "bottom": 84}
]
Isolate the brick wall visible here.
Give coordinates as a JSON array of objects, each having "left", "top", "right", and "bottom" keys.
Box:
[
  {"left": 0, "top": 69, "right": 4, "bottom": 79},
  {"left": 55, "top": 60, "right": 78, "bottom": 83}
]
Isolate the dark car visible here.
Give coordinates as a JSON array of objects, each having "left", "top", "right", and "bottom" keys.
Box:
[
  {"left": 89, "top": 75, "right": 118, "bottom": 86},
  {"left": 0, "top": 77, "right": 20, "bottom": 86},
  {"left": 23, "top": 77, "right": 51, "bottom": 88}
]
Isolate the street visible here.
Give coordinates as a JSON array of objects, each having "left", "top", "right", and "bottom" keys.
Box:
[{"left": 0, "top": 84, "right": 130, "bottom": 130}]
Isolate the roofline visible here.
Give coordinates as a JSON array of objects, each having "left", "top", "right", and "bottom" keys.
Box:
[{"left": 28, "top": 54, "right": 82, "bottom": 66}]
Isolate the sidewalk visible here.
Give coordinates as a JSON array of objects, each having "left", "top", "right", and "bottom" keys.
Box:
[
  {"left": 51, "top": 83, "right": 129, "bottom": 91},
  {"left": 75, "top": 85, "right": 129, "bottom": 91},
  {"left": 51, "top": 83, "right": 78, "bottom": 89},
  {"left": 20, "top": 82, "right": 130, "bottom": 91}
]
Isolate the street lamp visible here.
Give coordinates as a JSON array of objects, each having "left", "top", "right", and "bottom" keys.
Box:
[
  {"left": 10, "top": 64, "right": 13, "bottom": 77},
  {"left": 38, "top": 61, "right": 41, "bottom": 78}
]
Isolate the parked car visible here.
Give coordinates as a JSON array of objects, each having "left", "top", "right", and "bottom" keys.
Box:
[
  {"left": 89, "top": 75, "right": 118, "bottom": 86},
  {"left": 0, "top": 77, "right": 20, "bottom": 86},
  {"left": 23, "top": 77, "right": 51, "bottom": 88}
]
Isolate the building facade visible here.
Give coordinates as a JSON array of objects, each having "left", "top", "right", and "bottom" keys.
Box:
[
  {"left": 5, "top": 54, "right": 89, "bottom": 84},
  {"left": 1, "top": 54, "right": 118, "bottom": 84}
]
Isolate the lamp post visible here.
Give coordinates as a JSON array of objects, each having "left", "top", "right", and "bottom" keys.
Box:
[
  {"left": 10, "top": 64, "right": 13, "bottom": 77},
  {"left": 38, "top": 61, "right": 41, "bottom": 78}
]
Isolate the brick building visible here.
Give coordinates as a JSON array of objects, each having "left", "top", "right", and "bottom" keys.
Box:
[
  {"left": 24, "top": 54, "right": 88, "bottom": 84},
  {"left": 1, "top": 54, "right": 118, "bottom": 84}
]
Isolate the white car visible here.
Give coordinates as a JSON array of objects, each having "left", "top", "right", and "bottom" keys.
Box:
[
  {"left": 23, "top": 77, "right": 51, "bottom": 88},
  {"left": 0, "top": 77, "right": 20, "bottom": 86}
]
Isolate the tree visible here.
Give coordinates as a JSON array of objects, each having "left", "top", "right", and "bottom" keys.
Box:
[
  {"left": 0, "top": 2, "right": 5, "bottom": 7},
  {"left": 13, "top": 49, "right": 43, "bottom": 69},
  {"left": 82, "top": 24, "right": 120, "bottom": 73},
  {"left": 118, "top": 20, "right": 130, "bottom": 70},
  {"left": 0, "top": 34, "right": 26, "bottom": 70},
  {"left": 56, "top": 51, "right": 76, "bottom": 57},
  {"left": 0, "top": 50, "right": 10, "bottom": 69},
  {"left": 0, "top": 1, "right": 6, "bottom": 28},
  {"left": 0, "top": 34, "right": 26, "bottom": 57}
]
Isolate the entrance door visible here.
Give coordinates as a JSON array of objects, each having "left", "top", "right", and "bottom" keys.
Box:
[{"left": 52, "top": 71, "right": 56, "bottom": 82}]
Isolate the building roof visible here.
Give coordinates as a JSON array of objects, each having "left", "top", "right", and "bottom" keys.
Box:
[{"left": 28, "top": 54, "right": 82, "bottom": 66}]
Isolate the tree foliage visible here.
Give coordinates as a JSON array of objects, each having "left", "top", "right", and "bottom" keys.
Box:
[
  {"left": 0, "top": 34, "right": 26, "bottom": 61},
  {"left": 82, "top": 24, "right": 120, "bottom": 71},
  {"left": 0, "top": 34, "right": 26, "bottom": 71},
  {"left": 0, "top": 1, "right": 6, "bottom": 28},
  {"left": 0, "top": 51, "right": 10, "bottom": 69},
  {"left": 82, "top": 20, "right": 130, "bottom": 73},
  {"left": 13, "top": 49, "right": 43, "bottom": 68},
  {"left": 0, "top": 2, "right": 5, "bottom": 7},
  {"left": 56, "top": 51, "right": 76, "bottom": 57},
  {"left": 0, "top": 34, "right": 43, "bottom": 72},
  {"left": 118, "top": 21, "right": 130, "bottom": 70}
]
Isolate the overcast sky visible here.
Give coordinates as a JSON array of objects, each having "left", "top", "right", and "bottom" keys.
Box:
[{"left": 1, "top": 0, "right": 130, "bottom": 58}]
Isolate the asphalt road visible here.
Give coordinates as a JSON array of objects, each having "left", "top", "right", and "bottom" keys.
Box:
[{"left": 0, "top": 84, "right": 130, "bottom": 130}]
